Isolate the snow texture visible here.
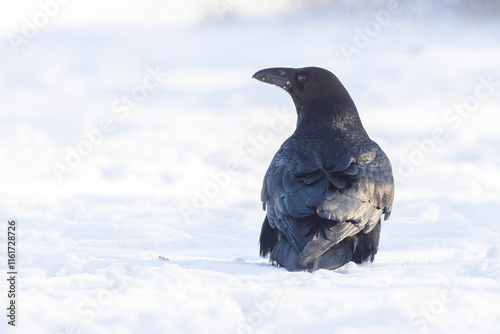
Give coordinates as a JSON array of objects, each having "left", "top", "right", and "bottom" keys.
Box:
[{"left": 1, "top": 1, "right": 500, "bottom": 333}]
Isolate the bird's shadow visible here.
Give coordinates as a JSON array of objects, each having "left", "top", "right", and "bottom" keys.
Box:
[{"left": 156, "top": 254, "right": 280, "bottom": 276}]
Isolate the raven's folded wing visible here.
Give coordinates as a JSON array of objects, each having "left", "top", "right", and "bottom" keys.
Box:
[{"left": 262, "top": 140, "right": 394, "bottom": 266}]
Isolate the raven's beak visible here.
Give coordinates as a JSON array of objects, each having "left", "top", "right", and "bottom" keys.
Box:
[{"left": 252, "top": 67, "right": 295, "bottom": 91}]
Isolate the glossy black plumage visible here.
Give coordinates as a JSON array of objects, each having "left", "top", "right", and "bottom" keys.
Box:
[{"left": 253, "top": 67, "right": 394, "bottom": 271}]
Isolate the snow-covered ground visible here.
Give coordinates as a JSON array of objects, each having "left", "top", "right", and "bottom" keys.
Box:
[{"left": 1, "top": 1, "right": 500, "bottom": 333}]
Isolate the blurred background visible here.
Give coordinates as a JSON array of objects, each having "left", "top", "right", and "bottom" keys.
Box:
[
  {"left": 1, "top": 0, "right": 499, "bottom": 230},
  {"left": 1, "top": 1, "right": 500, "bottom": 333}
]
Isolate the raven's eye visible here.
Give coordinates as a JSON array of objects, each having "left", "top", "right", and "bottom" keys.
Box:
[{"left": 297, "top": 74, "right": 307, "bottom": 83}]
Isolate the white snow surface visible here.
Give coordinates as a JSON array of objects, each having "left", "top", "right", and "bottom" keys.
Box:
[{"left": 1, "top": 1, "right": 500, "bottom": 333}]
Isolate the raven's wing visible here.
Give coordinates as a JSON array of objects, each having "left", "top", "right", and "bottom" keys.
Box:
[
  {"left": 304, "top": 142, "right": 394, "bottom": 266},
  {"left": 261, "top": 142, "right": 329, "bottom": 255},
  {"left": 262, "top": 140, "right": 394, "bottom": 267},
  {"left": 317, "top": 141, "right": 394, "bottom": 226}
]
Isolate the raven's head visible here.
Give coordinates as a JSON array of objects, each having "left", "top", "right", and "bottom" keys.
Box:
[{"left": 253, "top": 67, "right": 355, "bottom": 124}]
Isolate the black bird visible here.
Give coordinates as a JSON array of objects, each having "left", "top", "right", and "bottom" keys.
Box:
[{"left": 253, "top": 67, "right": 394, "bottom": 271}]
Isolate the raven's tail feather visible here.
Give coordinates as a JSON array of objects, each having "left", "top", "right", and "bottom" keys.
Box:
[
  {"left": 298, "top": 221, "right": 362, "bottom": 267},
  {"left": 262, "top": 216, "right": 380, "bottom": 271},
  {"left": 259, "top": 216, "right": 279, "bottom": 257},
  {"left": 270, "top": 237, "right": 354, "bottom": 272},
  {"left": 269, "top": 237, "right": 301, "bottom": 270},
  {"left": 352, "top": 219, "right": 381, "bottom": 263}
]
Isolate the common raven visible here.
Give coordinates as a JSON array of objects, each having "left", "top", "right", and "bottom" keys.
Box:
[{"left": 253, "top": 67, "right": 394, "bottom": 271}]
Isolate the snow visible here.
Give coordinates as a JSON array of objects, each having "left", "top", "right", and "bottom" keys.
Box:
[{"left": 1, "top": 1, "right": 500, "bottom": 333}]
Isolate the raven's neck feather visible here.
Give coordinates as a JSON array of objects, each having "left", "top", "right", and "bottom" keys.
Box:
[{"left": 297, "top": 97, "right": 368, "bottom": 139}]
